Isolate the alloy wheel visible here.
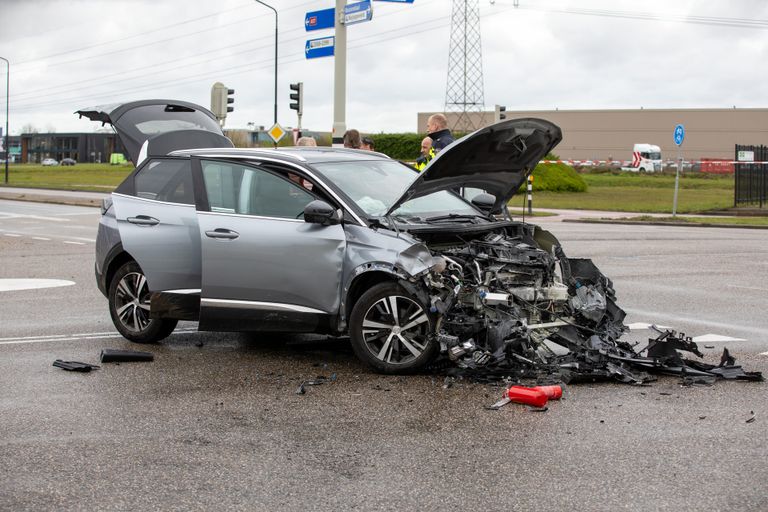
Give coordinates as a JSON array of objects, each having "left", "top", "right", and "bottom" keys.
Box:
[
  {"left": 361, "top": 295, "right": 430, "bottom": 365},
  {"left": 114, "top": 272, "right": 151, "bottom": 332}
]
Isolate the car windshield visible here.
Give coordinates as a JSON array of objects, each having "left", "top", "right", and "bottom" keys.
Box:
[{"left": 312, "top": 160, "right": 478, "bottom": 218}]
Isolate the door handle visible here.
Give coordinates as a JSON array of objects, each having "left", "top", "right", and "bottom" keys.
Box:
[
  {"left": 127, "top": 215, "right": 160, "bottom": 226},
  {"left": 205, "top": 228, "right": 239, "bottom": 240}
]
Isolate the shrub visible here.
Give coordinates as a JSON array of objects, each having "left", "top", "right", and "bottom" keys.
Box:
[
  {"left": 367, "top": 133, "right": 425, "bottom": 160},
  {"left": 525, "top": 162, "right": 588, "bottom": 193}
]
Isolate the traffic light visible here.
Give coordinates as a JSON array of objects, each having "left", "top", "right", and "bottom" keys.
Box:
[
  {"left": 289, "top": 82, "right": 303, "bottom": 116},
  {"left": 211, "top": 82, "right": 235, "bottom": 124},
  {"left": 494, "top": 104, "right": 507, "bottom": 123}
]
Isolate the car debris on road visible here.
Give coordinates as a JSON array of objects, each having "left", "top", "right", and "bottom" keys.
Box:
[{"left": 52, "top": 360, "right": 100, "bottom": 372}]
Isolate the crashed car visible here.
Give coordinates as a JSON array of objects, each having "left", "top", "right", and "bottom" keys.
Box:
[{"left": 81, "top": 100, "right": 761, "bottom": 383}]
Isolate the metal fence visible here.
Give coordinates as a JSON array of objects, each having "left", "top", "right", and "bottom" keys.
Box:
[{"left": 734, "top": 144, "right": 767, "bottom": 208}]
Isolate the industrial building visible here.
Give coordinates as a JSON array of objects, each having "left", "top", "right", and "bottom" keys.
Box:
[
  {"left": 418, "top": 108, "right": 768, "bottom": 162},
  {"left": 18, "top": 132, "right": 125, "bottom": 164}
]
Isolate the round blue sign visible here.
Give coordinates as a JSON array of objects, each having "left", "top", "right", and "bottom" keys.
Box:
[{"left": 673, "top": 124, "right": 685, "bottom": 146}]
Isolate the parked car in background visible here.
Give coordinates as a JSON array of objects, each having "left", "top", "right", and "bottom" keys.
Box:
[
  {"left": 41, "top": 158, "right": 58, "bottom": 166},
  {"left": 61, "top": 158, "right": 77, "bottom": 166}
]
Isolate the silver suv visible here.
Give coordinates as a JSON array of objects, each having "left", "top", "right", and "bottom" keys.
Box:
[{"left": 84, "top": 99, "right": 625, "bottom": 374}]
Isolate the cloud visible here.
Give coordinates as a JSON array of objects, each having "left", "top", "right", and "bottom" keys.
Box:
[{"left": 3, "top": 0, "right": 768, "bottom": 134}]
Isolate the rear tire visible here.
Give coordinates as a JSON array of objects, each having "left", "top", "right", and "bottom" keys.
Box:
[
  {"left": 349, "top": 282, "right": 436, "bottom": 374},
  {"left": 108, "top": 261, "right": 177, "bottom": 343}
]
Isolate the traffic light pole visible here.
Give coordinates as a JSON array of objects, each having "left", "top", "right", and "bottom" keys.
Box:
[{"left": 332, "top": 0, "right": 346, "bottom": 147}]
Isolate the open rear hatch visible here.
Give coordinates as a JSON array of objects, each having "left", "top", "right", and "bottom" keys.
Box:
[{"left": 76, "top": 99, "right": 233, "bottom": 165}]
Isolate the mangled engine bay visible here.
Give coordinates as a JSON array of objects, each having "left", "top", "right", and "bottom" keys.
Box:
[{"left": 405, "top": 221, "right": 762, "bottom": 384}]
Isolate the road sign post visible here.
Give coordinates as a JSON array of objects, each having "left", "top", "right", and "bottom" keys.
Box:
[
  {"left": 672, "top": 124, "right": 685, "bottom": 217},
  {"left": 344, "top": 1, "right": 373, "bottom": 26},
  {"left": 305, "top": 7, "right": 335, "bottom": 31},
  {"left": 332, "top": 0, "right": 347, "bottom": 147}
]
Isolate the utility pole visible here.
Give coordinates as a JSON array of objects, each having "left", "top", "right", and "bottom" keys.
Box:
[
  {"left": 0, "top": 56, "right": 8, "bottom": 184},
  {"left": 253, "top": 1, "right": 278, "bottom": 127},
  {"left": 444, "top": 0, "right": 485, "bottom": 133},
  {"left": 332, "top": 0, "right": 347, "bottom": 147}
]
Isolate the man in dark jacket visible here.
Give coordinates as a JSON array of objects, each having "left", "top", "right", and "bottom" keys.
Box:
[{"left": 426, "top": 113, "right": 454, "bottom": 154}]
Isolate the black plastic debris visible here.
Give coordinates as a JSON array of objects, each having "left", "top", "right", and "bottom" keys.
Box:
[
  {"left": 746, "top": 411, "right": 756, "bottom": 424},
  {"left": 53, "top": 360, "right": 100, "bottom": 372},
  {"left": 438, "top": 327, "right": 763, "bottom": 387},
  {"left": 296, "top": 374, "right": 336, "bottom": 395},
  {"left": 100, "top": 349, "right": 154, "bottom": 363}
]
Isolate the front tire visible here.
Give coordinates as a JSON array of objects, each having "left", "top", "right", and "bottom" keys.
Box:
[
  {"left": 108, "top": 261, "right": 177, "bottom": 343},
  {"left": 349, "top": 282, "right": 436, "bottom": 374}
]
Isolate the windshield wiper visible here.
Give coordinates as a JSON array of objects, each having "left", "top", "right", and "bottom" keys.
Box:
[{"left": 424, "top": 213, "right": 491, "bottom": 223}]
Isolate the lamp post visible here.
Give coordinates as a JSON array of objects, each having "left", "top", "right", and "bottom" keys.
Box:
[
  {"left": 253, "top": 1, "right": 278, "bottom": 127},
  {"left": 0, "top": 56, "right": 8, "bottom": 184}
]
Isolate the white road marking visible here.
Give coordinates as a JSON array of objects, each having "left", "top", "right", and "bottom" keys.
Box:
[
  {"left": 0, "top": 333, "right": 71, "bottom": 342},
  {"left": 0, "top": 328, "right": 200, "bottom": 346},
  {"left": 761, "top": 352, "right": 768, "bottom": 356},
  {"left": 0, "top": 211, "right": 69, "bottom": 222},
  {"left": 692, "top": 334, "right": 747, "bottom": 343},
  {"left": 0, "top": 229, "right": 95, "bottom": 243},
  {"left": 0, "top": 279, "right": 76, "bottom": 292},
  {"left": 624, "top": 307, "right": 768, "bottom": 338},
  {"left": 63, "top": 241, "right": 86, "bottom": 245},
  {"left": 32, "top": 237, "right": 51, "bottom": 241},
  {"left": 727, "top": 284, "right": 768, "bottom": 293},
  {"left": 626, "top": 322, "right": 673, "bottom": 331}
]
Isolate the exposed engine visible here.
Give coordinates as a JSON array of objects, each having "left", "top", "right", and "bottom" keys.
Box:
[{"left": 412, "top": 223, "right": 641, "bottom": 381}]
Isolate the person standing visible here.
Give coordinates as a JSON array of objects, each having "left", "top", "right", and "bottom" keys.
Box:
[
  {"left": 343, "top": 129, "right": 362, "bottom": 149},
  {"left": 415, "top": 136, "right": 433, "bottom": 171},
  {"left": 426, "top": 113, "right": 454, "bottom": 154},
  {"left": 361, "top": 136, "right": 375, "bottom": 151},
  {"left": 296, "top": 136, "right": 317, "bottom": 147}
]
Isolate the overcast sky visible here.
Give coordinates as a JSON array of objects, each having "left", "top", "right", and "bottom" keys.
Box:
[{"left": 2, "top": 0, "right": 768, "bottom": 135}]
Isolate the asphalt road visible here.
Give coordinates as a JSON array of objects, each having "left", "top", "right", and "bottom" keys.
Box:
[{"left": 1, "top": 199, "right": 766, "bottom": 512}]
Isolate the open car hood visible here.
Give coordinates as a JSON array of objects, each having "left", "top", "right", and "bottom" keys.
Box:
[
  {"left": 386, "top": 118, "right": 562, "bottom": 215},
  {"left": 76, "top": 99, "right": 232, "bottom": 165}
]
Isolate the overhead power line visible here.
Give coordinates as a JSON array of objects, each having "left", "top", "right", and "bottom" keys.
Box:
[
  {"left": 9, "top": 8, "right": 454, "bottom": 113},
  {"left": 493, "top": 1, "right": 768, "bottom": 30}
]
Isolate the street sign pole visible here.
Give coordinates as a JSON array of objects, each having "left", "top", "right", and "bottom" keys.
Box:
[
  {"left": 332, "top": 0, "right": 347, "bottom": 147},
  {"left": 672, "top": 124, "right": 685, "bottom": 217}
]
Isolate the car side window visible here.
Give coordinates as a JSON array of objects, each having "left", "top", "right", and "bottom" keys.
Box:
[
  {"left": 134, "top": 159, "right": 195, "bottom": 205},
  {"left": 201, "top": 160, "right": 315, "bottom": 219}
]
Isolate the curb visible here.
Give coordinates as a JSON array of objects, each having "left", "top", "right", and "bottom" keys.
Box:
[
  {"left": 563, "top": 218, "right": 768, "bottom": 230},
  {"left": 0, "top": 192, "right": 101, "bottom": 208}
]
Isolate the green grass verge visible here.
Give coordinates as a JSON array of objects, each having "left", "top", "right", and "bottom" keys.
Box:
[
  {"left": 1, "top": 163, "right": 132, "bottom": 192},
  {"left": 624, "top": 215, "right": 768, "bottom": 227},
  {"left": 517, "top": 171, "right": 735, "bottom": 213}
]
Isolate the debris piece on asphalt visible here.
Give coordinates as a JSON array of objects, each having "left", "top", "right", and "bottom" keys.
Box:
[
  {"left": 295, "top": 382, "right": 306, "bottom": 395},
  {"left": 527, "top": 406, "right": 549, "bottom": 412},
  {"left": 100, "top": 348, "right": 154, "bottom": 363},
  {"left": 52, "top": 360, "right": 100, "bottom": 372},
  {"left": 505, "top": 386, "right": 549, "bottom": 408},
  {"left": 746, "top": 411, "right": 756, "bottom": 424}
]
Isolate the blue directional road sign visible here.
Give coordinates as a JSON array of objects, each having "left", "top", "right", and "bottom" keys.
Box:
[
  {"left": 673, "top": 124, "right": 685, "bottom": 146},
  {"left": 305, "top": 36, "right": 335, "bottom": 59},
  {"left": 344, "top": 0, "right": 373, "bottom": 26},
  {"left": 305, "top": 7, "right": 335, "bottom": 32}
]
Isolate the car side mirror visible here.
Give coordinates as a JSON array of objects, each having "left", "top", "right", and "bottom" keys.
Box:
[
  {"left": 471, "top": 192, "right": 498, "bottom": 213},
  {"left": 304, "top": 200, "right": 342, "bottom": 226}
]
